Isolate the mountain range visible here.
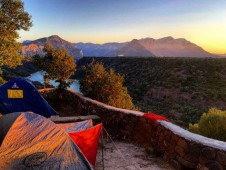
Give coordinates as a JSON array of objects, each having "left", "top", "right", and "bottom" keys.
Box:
[
  {"left": 77, "top": 36, "right": 216, "bottom": 58},
  {"left": 22, "top": 35, "right": 218, "bottom": 59},
  {"left": 22, "top": 35, "right": 83, "bottom": 60}
]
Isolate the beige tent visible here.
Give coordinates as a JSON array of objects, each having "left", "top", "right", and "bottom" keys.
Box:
[{"left": 0, "top": 112, "right": 93, "bottom": 170}]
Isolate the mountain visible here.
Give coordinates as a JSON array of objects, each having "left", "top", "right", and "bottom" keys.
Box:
[
  {"left": 136, "top": 37, "right": 215, "bottom": 57},
  {"left": 114, "top": 39, "right": 155, "bottom": 57},
  {"left": 22, "top": 35, "right": 83, "bottom": 60},
  {"left": 76, "top": 42, "right": 126, "bottom": 57},
  {"left": 22, "top": 40, "right": 32, "bottom": 45},
  {"left": 22, "top": 36, "right": 217, "bottom": 59},
  {"left": 75, "top": 36, "right": 217, "bottom": 58}
]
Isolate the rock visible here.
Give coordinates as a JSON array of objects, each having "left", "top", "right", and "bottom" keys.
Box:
[
  {"left": 216, "top": 151, "right": 226, "bottom": 166},
  {"left": 164, "top": 152, "right": 175, "bottom": 161},
  {"left": 170, "top": 159, "right": 182, "bottom": 170},
  {"left": 184, "top": 144, "right": 201, "bottom": 163},
  {"left": 176, "top": 156, "right": 197, "bottom": 169},
  {"left": 158, "top": 132, "right": 165, "bottom": 141},
  {"left": 171, "top": 134, "right": 179, "bottom": 143},
  {"left": 197, "top": 163, "right": 209, "bottom": 170},
  {"left": 175, "top": 138, "right": 188, "bottom": 157},
  {"left": 168, "top": 143, "right": 176, "bottom": 154},
  {"left": 139, "top": 117, "right": 147, "bottom": 123},
  {"left": 177, "top": 138, "right": 187, "bottom": 149},
  {"left": 205, "top": 160, "right": 224, "bottom": 170},
  {"left": 201, "top": 147, "right": 216, "bottom": 160},
  {"left": 175, "top": 145, "right": 185, "bottom": 157}
]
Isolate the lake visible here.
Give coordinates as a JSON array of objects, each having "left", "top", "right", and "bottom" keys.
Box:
[{"left": 27, "top": 71, "right": 81, "bottom": 93}]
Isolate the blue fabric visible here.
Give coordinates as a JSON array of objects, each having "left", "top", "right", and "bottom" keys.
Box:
[{"left": 0, "top": 78, "right": 56, "bottom": 117}]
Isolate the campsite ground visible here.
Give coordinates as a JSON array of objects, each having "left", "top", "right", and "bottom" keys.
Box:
[{"left": 96, "top": 140, "right": 174, "bottom": 170}]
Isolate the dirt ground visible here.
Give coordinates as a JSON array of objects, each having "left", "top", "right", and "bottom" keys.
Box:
[{"left": 96, "top": 140, "right": 174, "bottom": 170}]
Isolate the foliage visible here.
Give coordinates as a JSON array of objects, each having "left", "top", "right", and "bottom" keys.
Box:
[
  {"left": 0, "top": 77, "right": 5, "bottom": 84},
  {"left": 189, "top": 108, "right": 226, "bottom": 141},
  {"left": 80, "top": 62, "right": 134, "bottom": 110},
  {"left": 0, "top": 69, "right": 4, "bottom": 84},
  {"left": 0, "top": 0, "right": 32, "bottom": 68},
  {"left": 76, "top": 57, "right": 226, "bottom": 126},
  {"left": 43, "top": 74, "right": 50, "bottom": 88},
  {"left": 2, "top": 57, "right": 39, "bottom": 81},
  {"left": 0, "top": 70, "right": 5, "bottom": 84},
  {"left": 33, "top": 43, "right": 76, "bottom": 91}
]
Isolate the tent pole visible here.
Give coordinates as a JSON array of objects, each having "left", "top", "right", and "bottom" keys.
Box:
[{"left": 101, "top": 128, "right": 105, "bottom": 170}]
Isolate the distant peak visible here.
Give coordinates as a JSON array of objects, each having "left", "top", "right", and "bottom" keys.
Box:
[
  {"left": 176, "top": 38, "right": 189, "bottom": 42},
  {"left": 158, "top": 36, "right": 174, "bottom": 40},
  {"left": 140, "top": 37, "right": 155, "bottom": 41},
  {"left": 48, "top": 35, "right": 61, "bottom": 39},
  {"left": 131, "top": 39, "right": 139, "bottom": 43}
]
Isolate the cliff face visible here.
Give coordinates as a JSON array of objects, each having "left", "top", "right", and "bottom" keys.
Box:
[{"left": 22, "top": 35, "right": 83, "bottom": 60}]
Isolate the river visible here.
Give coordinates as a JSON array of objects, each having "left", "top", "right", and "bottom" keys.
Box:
[{"left": 27, "top": 71, "right": 81, "bottom": 93}]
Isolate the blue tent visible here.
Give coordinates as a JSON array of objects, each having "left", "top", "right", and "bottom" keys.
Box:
[{"left": 0, "top": 78, "right": 57, "bottom": 117}]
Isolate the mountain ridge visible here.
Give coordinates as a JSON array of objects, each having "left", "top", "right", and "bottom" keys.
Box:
[
  {"left": 22, "top": 35, "right": 218, "bottom": 58},
  {"left": 76, "top": 42, "right": 127, "bottom": 57},
  {"left": 22, "top": 35, "right": 83, "bottom": 60},
  {"left": 76, "top": 36, "right": 217, "bottom": 58}
]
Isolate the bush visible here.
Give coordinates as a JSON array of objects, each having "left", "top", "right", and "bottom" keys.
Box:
[
  {"left": 80, "top": 62, "right": 134, "bottom": 110},
  {"left": 33, "top": 43, "right": 76, "bottom": 91},
  {"left": 189, "top": 108, "right": 226, "bottom": 141}
]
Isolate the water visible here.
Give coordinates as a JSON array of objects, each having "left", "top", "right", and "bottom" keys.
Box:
[{"left": 27, "top": 71, "right": 81, "bottom": 93}]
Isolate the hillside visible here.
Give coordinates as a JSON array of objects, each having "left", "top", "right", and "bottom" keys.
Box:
[
  {"left": 75, "top": 36, "right": 217, "bottom": 58},
  {"left": 22, "top": 35, "right": 83, "bottom": 60},
  {"left": 1, "top": 57, "right": 39, "bottom": 81},
  {"left": 76, "top": 57, "right": 226, "bottom": 126}
]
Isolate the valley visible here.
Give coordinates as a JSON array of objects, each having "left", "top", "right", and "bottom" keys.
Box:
[
  {"left": 76, "top": 57, "right": 226, "bottom": 126},
  {"left": 3, "top": 55, "right": 226, "bottom": 127},
  {"left": 5, "top": 34, "right": 226, "bottom": 127}
]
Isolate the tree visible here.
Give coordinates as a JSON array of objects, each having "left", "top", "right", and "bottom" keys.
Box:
[
  {"left": 33, "top": 43, "right": 76, "bottom": 91},
  {"left": 80, "top": 62, "right": 134, "bottom": 110},
  {"left": 0, "top": 0, "right": 32, "bottom": 68},
  {"left": 189, "top": 108, "right": 226, "bottom": 141}
]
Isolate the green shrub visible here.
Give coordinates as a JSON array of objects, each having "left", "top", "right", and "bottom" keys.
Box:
[
  {"left": 80, "top": 62, "right": 134, "bottom": 110},
  {"left": 189, "top": 108, "right": 226, "bottom": 141}
]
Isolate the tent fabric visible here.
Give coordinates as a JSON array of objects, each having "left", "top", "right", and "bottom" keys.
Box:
[
  {"left": 0, "top": 78, "right": 56, "bottom": 117},
  {"left": 57, "top": 119, "right": 93, "bottom": 133},
  {"left": 143, "top": 112, "right": 170, "bottom": 122},
  {"left": 0, "top": 112, "right": 93, "bottom": 170},
  {"left": 69, "top": 124, "right": 103, "bottom": 167}
]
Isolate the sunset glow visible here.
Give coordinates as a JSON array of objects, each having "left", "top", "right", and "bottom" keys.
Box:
[{"left": 19, "top": 0, "right": 226, "bottom": 54}]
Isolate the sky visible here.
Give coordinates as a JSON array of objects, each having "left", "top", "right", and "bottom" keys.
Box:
[{"left": 19, "top": 0, "right": 226, "bottom": 54}]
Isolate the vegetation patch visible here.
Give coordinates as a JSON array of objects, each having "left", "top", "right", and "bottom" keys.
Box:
[
  {"left": 76, "top": 57, "right": 226, "bottom": 126},
  {"left": 189, "top": 108, "right": 226, "bottom": 141},
  {"left": 80, "top": 62, "right": 134, "bottom": 110}
]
